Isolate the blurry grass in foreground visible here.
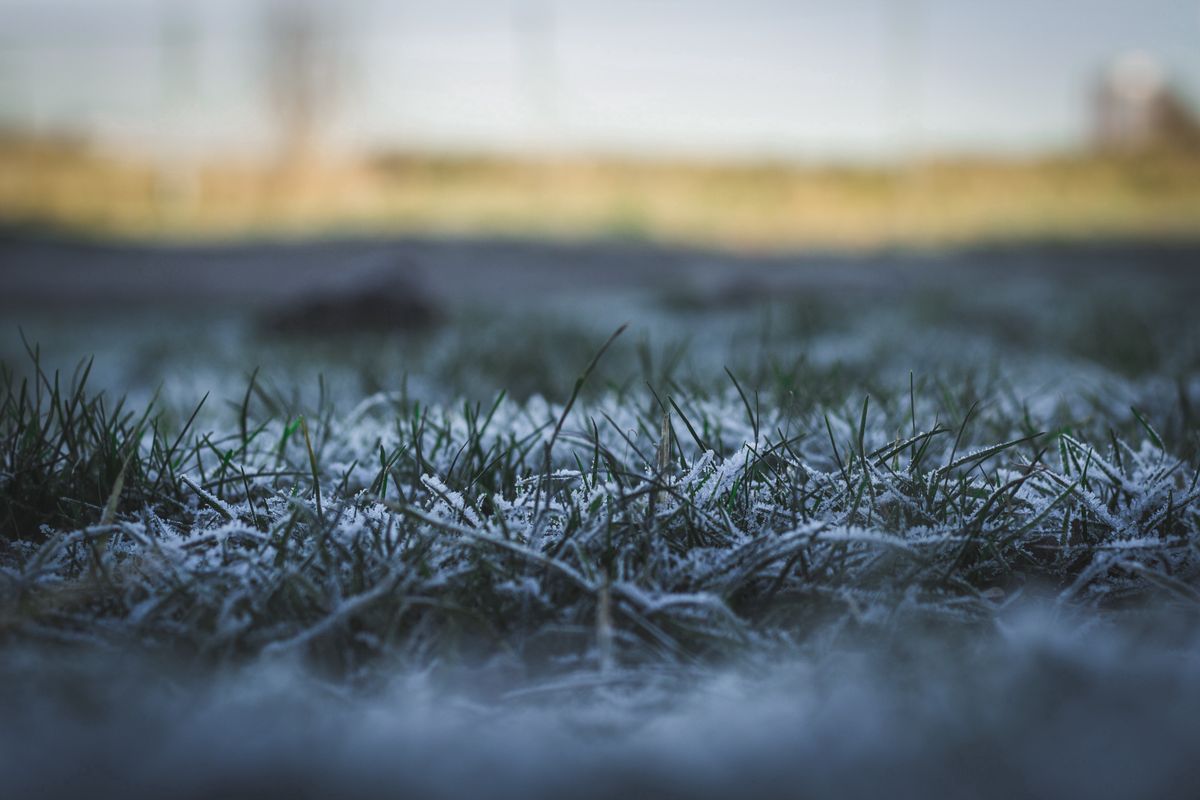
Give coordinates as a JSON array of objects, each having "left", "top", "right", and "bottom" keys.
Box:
[{"left": 3, "top": 132, "right": 1200, "bottom": 248}]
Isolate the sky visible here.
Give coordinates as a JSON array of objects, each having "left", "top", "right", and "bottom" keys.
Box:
[{"left": 0, "top": 0, "right": 1197, "bottom": 161}]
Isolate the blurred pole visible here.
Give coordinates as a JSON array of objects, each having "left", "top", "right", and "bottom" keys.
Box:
[
  {"left": 156, "top": 8, "right": 200, "bottom": 217},
  {"left": 886, "top": 0, "right": 924, "bottom": 240},
  {"left": 886, "top": 0, "right": 923, "bottom": 163},
  {"left": 0, "top": 34, "right": 19, "bottom": 134},
  {"left": 263, "top": 0, "right": 339, "bottom": 167},
  {"left": 512, "top": 0, "right": 559, "bottom": 152},
  {"left": 160, "top": 9, "right": 198, "bottom": 130},
  {"left": 0, "top": 54, "right": 12, "bottom": 135}
]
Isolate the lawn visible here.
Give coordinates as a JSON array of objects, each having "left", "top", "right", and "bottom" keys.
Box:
[{"left": 1, "top": 237, "right": 1199, "bottom": 798}]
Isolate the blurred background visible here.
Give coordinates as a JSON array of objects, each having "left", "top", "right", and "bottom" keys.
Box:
[{"left": 2, "top": 0, "right": 1199, "bottom": 247}]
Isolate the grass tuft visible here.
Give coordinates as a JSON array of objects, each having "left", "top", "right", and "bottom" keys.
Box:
[{"left": 2, "top": 327, "right": 1198, "bottom": 678}]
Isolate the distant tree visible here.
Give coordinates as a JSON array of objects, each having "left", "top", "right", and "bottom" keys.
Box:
[{"left": 1093, "top": 52, "right": 1200, "bottom": 154}]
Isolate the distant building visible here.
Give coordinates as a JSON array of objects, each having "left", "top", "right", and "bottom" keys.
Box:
[{"left": 1093, "top": 53, "right": 1200, "bottom": 153}]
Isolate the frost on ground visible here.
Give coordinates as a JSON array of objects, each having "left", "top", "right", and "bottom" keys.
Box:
[{"left": 1, "top": 243, "right": 1199, "bottom": 797}]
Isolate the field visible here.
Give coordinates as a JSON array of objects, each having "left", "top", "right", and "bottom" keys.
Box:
[
  {"left": 2, "top": 235, "right": 1200, "bottom": 798},
  {"left": 5, "top": 134, "right": 1200, "bottom": 248}
]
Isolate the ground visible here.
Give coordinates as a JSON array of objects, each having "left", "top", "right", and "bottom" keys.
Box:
[
  {"left": 6, "top": 140, "right": 1200, "bottom": 247},
  {"left": 1, "top": 234, "right": 1199, "bottom": 798}
]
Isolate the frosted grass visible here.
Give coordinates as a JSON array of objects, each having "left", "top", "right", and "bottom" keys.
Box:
[{"left": 3, "top": 250, "right": 1199, "bottom": 798}]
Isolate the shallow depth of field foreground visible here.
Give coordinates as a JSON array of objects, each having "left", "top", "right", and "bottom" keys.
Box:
[{"left": 2, "top": 238, "right": 1200, "bottom": 798}]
